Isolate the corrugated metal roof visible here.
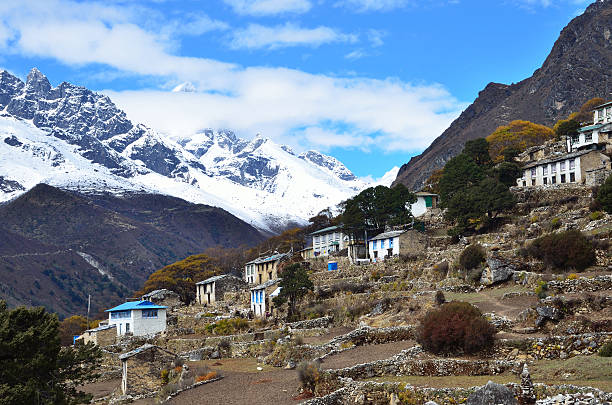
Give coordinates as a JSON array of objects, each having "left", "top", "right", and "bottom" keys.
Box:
[
  {"left": 369, "top": 230, "right": 406, "bottom": 241},
  {"left": 250, "top": 278, "right": 281, "bottom": 291},
  {"left": 84, "top": 324, "right": 116, "bottom": 333},
  {"left": 196, "top": 274, "right": 230, "bottom": 285},
  {"left": 415, "top": 192, "right": 438, "bottom": 196},
  {"left": 245, "top": 253, "right": 289, "bottom": 265},
  {"left": 105, "top": 300, "right": 166, "bottom": 312},
  {"left": 310, "top": 225, "right": 341, "bottom": 235},
  {"left": 119, "top": 344, "right": 176, "bottom": 360},
  {"left": 578, "top": 123, "right": 604, "bottom": 132},
  {"left": 522, "top": 149, "right": 593, "bottom": 169},
  {"left": 594, "top": 101, "right": 612, "bottom": 109}
]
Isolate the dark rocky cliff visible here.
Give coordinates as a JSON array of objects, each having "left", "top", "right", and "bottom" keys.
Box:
[{"left": 394, "top": 0, "right": 612, "bottom": 190}]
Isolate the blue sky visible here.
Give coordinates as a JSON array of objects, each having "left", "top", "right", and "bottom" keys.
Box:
[{"left": 0, "top": 0, "right": 593, "bottom": 180}]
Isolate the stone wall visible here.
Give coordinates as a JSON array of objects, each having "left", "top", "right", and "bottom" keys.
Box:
[
  {"left": 286, "top": 316, "right": 333, "bottom": 330},
  {"left": 546, "top": 275, "right": 612, "bottom": 294},
  {"left": 499, "top": 332, "right": 612, "bottom": 360},
  {"left": 398, "top": 230, "right": 429, "bottom": 257},
  {"left": 123, "top": 348, "right": 177, "bottom": 396}
]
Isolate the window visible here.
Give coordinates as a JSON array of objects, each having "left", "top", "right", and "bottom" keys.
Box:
[
  {"left": 585, "top": 133, "right": 593, "bottom": 142},
  {"left": 551, "top": 163, "right": 556, "bottom": 173},
  {"left": 551, "top": 176, "right": 556, "bottom": 184},
  {"left": 561, "top": 174, "right": 566, "bottom": 183},
  {"left": 543, "top": 177, "right": 548, "bottom": 185},
  {"left": 425, "top": 196, "right": 433, "bottom": 208},
  {"left": 571, "top": 135, "right": 580, "bottom": 144},
  {"left": 522, "top": 181, "right": 526, "bottom": 187},
  {"left": 126, "top": 323, "right": 130, "bottom": 333},
  {"left": 569, "top": 159, "right": 575, "bottom": 170},
  {"left": 373, "top": 240, "right": 377, "bottom": 249},
  {"left": 530, "top": 168, "right": 536, "bottom": 177},
  {"left": 380, "top": 240, "right": 385, "bottom": 249},
  {"left": 531, "top": 179, "right": 536, "bottom": 186},
  {"left": 543, "top": 165, "right": 548, "bottom": 175},
  {"left": 142, "top": 309, "right": 158, "bottom": 318},
  {"left": 560, "top": 161, "right": 566, "bottom": 171},
  {"left": 389, "top": 238, "right": 394, "bottom": 248},
  {"left": 570, "top": 172, "right": 576, "bottom": 182},
  {"left": 111, "top": 310, "right": 131, "bottom": 319}
]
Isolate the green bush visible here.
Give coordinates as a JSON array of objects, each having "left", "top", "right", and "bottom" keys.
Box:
[
  {"left": 416, "top": 301, "right": 496, "bottom": 355},
  {"left": 207, "top": 318, "right": 249, "bottom": 335},
  {"left": 589, "top": 211, "right": 604, "bottom": 221},
  {"left": 534, "top": 281, "right": 548, "bottom": 299},
  {"left": 550, "top": 217, "right": 561, "bottom": 229},
  {"left": 459, "top": 244, "right": 486, "bottom": 270},
  {"left": 527, "top": 230, "right": 596, "bottom": 271},
  {"left": 599, "top": 341, "right": 612, "bottom": 357},
  {"left": 597, "top": 174, "right": 612, "bottom": 214}
]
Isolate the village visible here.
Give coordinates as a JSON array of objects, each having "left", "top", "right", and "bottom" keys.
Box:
[{"left": 74, "top": 104, "right": 612, "bottom": 404}]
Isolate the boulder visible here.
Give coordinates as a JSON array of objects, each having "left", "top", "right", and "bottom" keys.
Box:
[
  {"left": 480, "top": 256, "right": 516, "bottom": 285},
  {"left": 467, "top": 381, "right": 518, "bottom": 405},
  {"left": 535, "top": 306, "right": 562, "bottom": 327}
]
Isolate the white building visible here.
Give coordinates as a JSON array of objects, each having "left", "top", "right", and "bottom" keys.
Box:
[
  {"left": 411, "top": 192, "right": 439, "bottom": 217},
  {"left": 567, "top": 101, "right": 612, "bottom": 153},
  {"left": 250, "top": 279, "right": 280, "bottom": 318},
  {"left": 368, "top": 229, "right": 428, "bottom": 262},
  {"left": 517, "top": 149, "right": 610, "bottom": 187},
  {"left": 105, "top": 300, "right": 167, "bottom": 337},
  {"left": 311, "top": 225, "right": 348, "bottom": 257}
]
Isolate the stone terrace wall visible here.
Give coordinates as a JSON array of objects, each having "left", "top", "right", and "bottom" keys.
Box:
[
  {"left": 498, "top": 332, "right": 612, "bottom": 360},
  {"left": 546, "top": 275, "right": 612, "bottom": 294}
]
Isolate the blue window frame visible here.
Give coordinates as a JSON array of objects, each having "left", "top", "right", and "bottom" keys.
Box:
[
  {"left": 142, "top": 309, "right": 158, "bottom": 318},
  {"left": 111, "top": 310, "right": 131, "bottom": 319},
  {"left": 381, "top": 240, "right": 385, "bottom": 249},
  {"left": 373, "top": 240, "right": 377, "bottom": 249},
  {"left": 389, "top": 238, "right": 394, "bottom": 248}
]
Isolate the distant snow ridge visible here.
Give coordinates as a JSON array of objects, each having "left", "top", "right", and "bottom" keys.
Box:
[{"left": 0, "top": 68, "right": 367, "bottom": 233}]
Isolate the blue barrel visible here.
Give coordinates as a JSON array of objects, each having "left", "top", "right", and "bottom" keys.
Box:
[{"left": 328, "top": 261, "right": 338, "bottom": 271}]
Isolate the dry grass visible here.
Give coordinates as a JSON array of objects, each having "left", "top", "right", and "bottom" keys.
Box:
[{"left": 187, "top": 358, "right": 275, "bottom": 374}]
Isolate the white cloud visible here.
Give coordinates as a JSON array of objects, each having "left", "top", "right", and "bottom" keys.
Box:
[
  {"left": 223, "top": 0, "right": 312, "bottom": 16},
  {"left": 360, "top": 166, "right": 400, "bottom": 186},
  {"left": 345, "top": 49, "right": 367, "bottom": 60},
  {"left": 229, "top": 23, "right": 357, "bottom": 50},
  {"left": 0, "top": 0, "right": 464, "bottom": 155},
  {"left": 367, "top": 29, "right": 386, "bottom": 47},
  {"left": 335, "top": 0, "right": 410, "bottom": 12}
]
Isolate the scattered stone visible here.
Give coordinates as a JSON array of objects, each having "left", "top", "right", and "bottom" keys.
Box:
[
  {"left": 467, "top": 381, "right": 518, "bottom": 405},
  {"left": 535, "top": 306, "right": 562, "bottom": 327},
  {"left": 285, "top": 360, "right": 296, "bottom": 370},
  {"left": 481, "top": 255, "right": 516, "bottom": 285}
]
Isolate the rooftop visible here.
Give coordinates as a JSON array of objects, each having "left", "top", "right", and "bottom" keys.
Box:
[
  {"left": 119, "top": 344, "right": 176, "bottom": 360},
  {"left": 105, "top": 300, "right": 166, "bottom": 312},
  {"left": 415, "top": 191, "right": 438, "bottom": 196},
  {"left": 84, "top": 324, "right": 116, "bottom": 333},
  {"left": 594, "top": 101, "right": 612, "bottom": 109},
  {"left": 246, "top": 252, "right": 289, "bottom": 265},
  {"left": 251, "top": 278, "right": 281, "bottom": 291},
  {"left": 310, "top": 225, "right": 342, "bottom": 235},
  {"left": 579, "top": 123, "right": 605, "bottom": 132},
  {"left": 522, "top": 149, "right": 594, "bottom": 169},
  {"left": 196, "top": 274, "right": 231, "bottom": 285},
  {"left": 369, "top": 230, "right": 407, "bottom": 241}
]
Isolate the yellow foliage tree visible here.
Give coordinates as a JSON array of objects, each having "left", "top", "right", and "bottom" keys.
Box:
[
  {"left": 486, "top": 120, "right": 554, "bottom": 162},
  {"left": 135, "top": 254, "right": 221, "bottom": 304},
  {"left": 59, "top": 315, "right": 88, "bottom": 346},
  {"left": 569, "top": 97, "right": 605, "bottom": 124}
]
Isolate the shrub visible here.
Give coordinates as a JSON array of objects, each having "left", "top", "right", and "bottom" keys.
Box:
[
  {"left": 589, "top": 211, "right": 604, "bottom": 221},
  {"left": 293, "top": 335, "right": 304, "bottom": 346},
  {"left": 527, "top": 230, "right": 596, "bottom": 271},
  {"left": 466, "top": 267, "right": 483, "bottom": 284},
  {"left": 416, "top": 301, "right": 496, "bottom": 355},
  {"left": 218, "top": 338, "right": 231, "bottom": 352},
  {"left": 196, "top": 371, "right": 218, "bottom": 382},
  {"left": 435, "top": 291, "right": 446, "bottom": 306},
  {"left": 160, "top": 369, "right": 169, "bottom": 385},
  {"left": 297, "top": 361, "right": 321, "bottom": 392},
  {"left": 459, "top": 244, "right": 486, "bottom": 271},
  {"left": 566, "top": 273, "right": 579, "bottom": 280},
  {"left": 596, "top": 174, "right": 612, "bottom": 214},
  {"left": 599, "top": 341, "right": 612, "bottom": 357},
  {"left": 535, "top": 281, "right": 548, "bottom": 299},
  {"left": 208, "top": 318, "right": 249, "bottom": 335},
  {"left": 550, "top": 217, "right": 561, "bottom": 230},
  {"left": 589, "top": 199, "right": 602, "bottom": 213},
  {"left": 433, "top": 261, "right": 449, "bottom": 276}
]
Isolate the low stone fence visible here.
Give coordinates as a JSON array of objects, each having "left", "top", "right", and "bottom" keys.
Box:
[
  {"left": 546, "top": 275, "right": 612, "bottom": 294},
  {"left": 287, "top": 316, "right": 333, "bottom": 330},
  {"left": 499, "top": 332, "right": 612, "bottom": 360},
  {"left": 303, "top": 379, "right": 612, "bottom": 405}
]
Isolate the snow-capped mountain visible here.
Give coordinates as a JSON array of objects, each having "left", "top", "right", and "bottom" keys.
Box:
[{"left": 0, "top": 68, "right": 366, "bottom": 232}]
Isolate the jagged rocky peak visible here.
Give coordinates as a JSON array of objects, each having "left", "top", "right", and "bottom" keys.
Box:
[
  {"left": 299, "top": 150, "right": 356, "bottom": 181},
  {"left": 25, "top": 67, "right": 51, "bottom": 96},
  {"left": 0, "top": 70, "right": 25, "bottom": 107}
]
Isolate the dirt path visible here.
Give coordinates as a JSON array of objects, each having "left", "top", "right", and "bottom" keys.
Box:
[{"left": 320, "top": 340, "right": 416, "bottom": 370}]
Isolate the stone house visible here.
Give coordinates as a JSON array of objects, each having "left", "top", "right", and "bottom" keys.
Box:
[
  {"left": 76, "top": 324, "right": 116, "bottom": 347},
  {"left": 517, "top": 149, "right": 610, "bottom": 187},
  {"left": 141, "top": 289, "right": 183, "bottom": 311},
  {"left": 567, "top": 100, "right": 612, "bottom": 153},
  {"left": 119, "top": 344, "right": 177, "bottom": 396},
  {"left": 244, "top": 253, "right": 289, "bottom": 285},
  {"left": 106, "top": 300, "right": 167, "bottom": 337},
  {"left": 195, "top": 274, "right": 247, "bottom": 306},
  {"left": 368, "top": 229, "right": 428, "bottom": 262},
  {"left": 411, "top": 192, "right": 439, "bottom": 217},
  {"left": 297, "top": 246, "right": 314, "bottom": 260},
  {"left": 250, "top": 279, "right": 281, "bottom": 318},
  {"left": 311, "top": 225, "right": 348, "bottom": 257}
]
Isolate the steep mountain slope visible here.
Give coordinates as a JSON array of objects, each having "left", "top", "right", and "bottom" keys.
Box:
[
  {"left": 0, "top": 184, "right": 264, "bottom": 318},
  {"left": 394, "top": 0, "right": 612, "bottom": 190},
  {"left": 0, "top": 69, "right": 365, "bottom": 232}
]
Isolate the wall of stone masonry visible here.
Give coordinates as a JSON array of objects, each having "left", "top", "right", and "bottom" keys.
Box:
[
  {"left": 498, "top": 332, "right": 612, "bottom": 360},
  {"left": 124, "top": 349, "right": 176, "bottom": 396},
  {"left": 546, "top": 274, "right": 612, "bottom": 294},
  {"left": 511, "top": 184, "right": 594, "bottom": 210}
]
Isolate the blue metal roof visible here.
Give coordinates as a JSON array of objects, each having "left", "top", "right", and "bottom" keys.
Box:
[{"left": 105, "top": 300, "right": 166, "bottom": 312}]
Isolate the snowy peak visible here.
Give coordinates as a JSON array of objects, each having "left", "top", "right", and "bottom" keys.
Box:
[
  {"left": 299, "top": 150, "right": 356, "bottom": 181},
  {"left": 0, "top": 68, "right": 368, "bottom": 232}
]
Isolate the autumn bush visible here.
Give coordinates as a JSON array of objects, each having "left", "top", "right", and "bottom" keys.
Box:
[
  {"left": 196, "top": 371, "right": 218, "bottom": 382},
  {"left": 459, "top": 244, "right": 486, "bottom": 271},
  {"left": 206, "top": 318, "right": 249, "bottom": 335},
  {"left": 417, "top": 301, "right": 496, "bottom": 355},
  {"left": 297, "top": 361, "right": 321, "bottom": 392},
  {"left": 527, "top": 230, "right": 596, "bottom": 271}
]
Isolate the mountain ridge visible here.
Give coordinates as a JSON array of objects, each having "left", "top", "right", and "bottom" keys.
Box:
[{"left": 393, "top": 0, "right": 612, "bottom": 190}]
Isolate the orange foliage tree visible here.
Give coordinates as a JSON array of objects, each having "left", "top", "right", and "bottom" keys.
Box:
[
  {"left": 59, "top": 315, "right": 88, "bottom": 346},
  {"left": 486, "top": 120, "right": 554, "bottom": 162},
  {"left": 135, "top": 254, "right": 221, "bottom": 304},
  {"left": 568, "top": 97, "right": 605, "bottom": 124}
]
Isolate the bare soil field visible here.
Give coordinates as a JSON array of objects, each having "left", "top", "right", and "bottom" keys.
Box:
[{"left": 320, "top": 340, "right": 416, "bottom": 370}]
